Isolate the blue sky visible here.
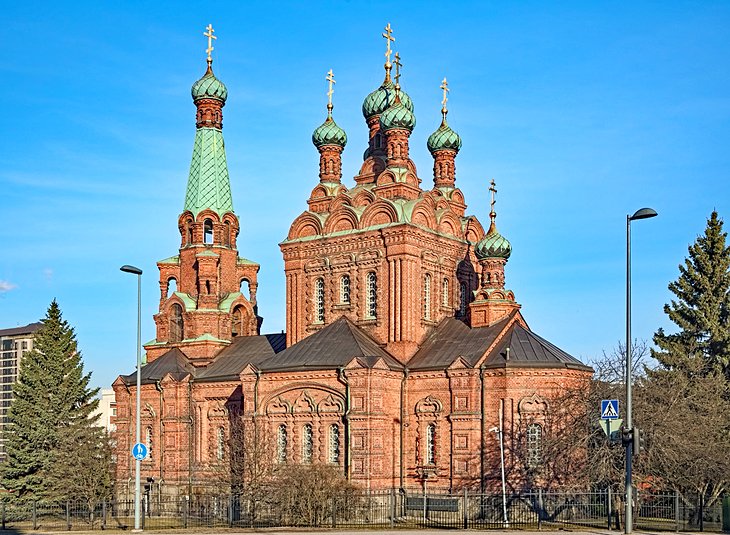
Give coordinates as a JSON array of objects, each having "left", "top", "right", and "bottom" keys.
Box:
[{"left": 1, "top": 2, "right": 728, "bottom": 391}]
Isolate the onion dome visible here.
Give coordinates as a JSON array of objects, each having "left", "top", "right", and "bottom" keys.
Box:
[
  {"left": 380, "top": 96, "right": 416, "bottom": 132},
  {"left": 427, "top": 118, "right": 462, "bottom": 153},
  {"left": 191, "top": 64, "right": 228, "bottom": 103},
  {"left": 363, "top": 80, "right": 414, "bottom": 119},
  {"left": 312, "top": 113, "right": 347, "bottom": 148},
  {"left": 475, "top": 218, "right": 512, "bottom": 260}
]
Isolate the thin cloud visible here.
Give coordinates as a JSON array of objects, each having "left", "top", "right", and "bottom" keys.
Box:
[{"left": 0, "top": 281, "right": 17, "bottom": 293}]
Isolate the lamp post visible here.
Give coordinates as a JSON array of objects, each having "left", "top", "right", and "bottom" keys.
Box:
[
  {"left": 625, "top": 208, "right": 657, "bottom": 534},
  {"left": 120, "top": 264, "right": 143, "bottom": 532},
  {"left": 489, "top": 426, "right": 509, "bottom": 527}
]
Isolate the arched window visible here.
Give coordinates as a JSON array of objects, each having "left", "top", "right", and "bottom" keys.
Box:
[
  {"left": 426, "top": 423, "right": 436, "bottom": 465},
  {"left": 186, "top": 219, "right": 193, "bottom": 245},
  {"left": 169, "top": 304, "right": 184, "bottom": 343},
  {"left": 366, "top": 272, "right": 377, "bottom": 319},
  {"left": 166, "top": 278, "right": 177, "bottom": 299},
  {"left": 277, "top": 424, "right": 287, "bottom": 464},
  {"left": 231, "top": 305, "right": 245, "bottom": 337},
  {"left": 224, "top": 221, "right": 231, "bottom": 247},
  {"left": 340, "top": 275, "right": 351, "bottom": 305},
  {"left": 459, "top": 282, "right": 467, "bottom": 316},
  {"left": 442, "top": 278, "right": 449, "bottom": 307},
  {"left": 329, "top": 423, "right": 340, "bottom": 464},
  {"left": 203, "top": 219, "right": 214, "bottom": 244},
  {"left": 216, "top": 427, "right": 225, "bottom": 461},
  {"left": 302, "top": 423, "right": 313, "bottom": 463},
  {"left": 314, "top": 278, "right": 325, "bottom": 323},
  {"left": 423, "top": 273, "right": 432, "bottom": 320},
  {"left": 527, "top": 423, "right": 542, "bottom": 468},
  {"left": 146, "top": 426, "right": 153, "bottom": 460}
]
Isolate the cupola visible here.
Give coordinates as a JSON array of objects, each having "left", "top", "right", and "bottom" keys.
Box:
[{"left": 311, "top": 69, "right": 347, "bottom": 184}]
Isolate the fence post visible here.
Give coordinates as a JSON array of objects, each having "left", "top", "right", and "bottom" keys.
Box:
[
  {"left": 228, "top": 494, "right": 233, "bottom": 528},
  {"left": 66, "top": 500, "right": 71, "bottom": 530},
  {"left": 32, "top": 501, "right": 37, "bottom": 530},
  {"left": 182, "top": 496, "right": 188, "bottom": 529},
  {"left": 700, "top": 492, "right": 704, "bottom": 532},
  {"left": 331, "top": 496, "right": 337, "bottom": 528},
  {"left": 390, "top": 488, "right": 395, "bottom": 528},
  {"left": 102, "top": 499, "right": 107, "bottom": 530},
  {"left": 675, "top": 489, "right": 680, "bottom": 532},
  {"left": 607, "top": 487, "right": 612, "bottom": 530},
  {"left": 463, "top": 488, "right": 468, "bottom": 529},
  {"left": 537, "top": 488, "right": 543, "bottom": 531}
]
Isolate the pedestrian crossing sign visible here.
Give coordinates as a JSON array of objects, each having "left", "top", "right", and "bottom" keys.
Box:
[{"left": 601, "top": 399, "right": 619, "bottom": 420}]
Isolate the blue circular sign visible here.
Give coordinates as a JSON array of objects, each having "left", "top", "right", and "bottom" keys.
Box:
[{"left": 131, "top": 442, "right": 148, "bottom": 461}]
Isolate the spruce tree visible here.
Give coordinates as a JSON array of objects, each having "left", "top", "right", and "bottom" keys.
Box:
[
  {"left": 1, "top": 301, "right": 106, "bottom": 503},
  {"left": 653, "top": 211, "right": 730, "bottom": 376}
]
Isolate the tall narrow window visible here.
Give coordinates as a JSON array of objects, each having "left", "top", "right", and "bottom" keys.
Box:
[
  {"left": 340, "top": 275, "right": 351, "bottom": 305},
  {"left": 442, "top": 278, "right": 449, "bottom": 307},
  {"left": 423, "top": 273, "right": 432, "bottom": 320},
  {"left": 231, "top": 305, "right": 245, "bottom": 337},
  {"left": 426, "top": 423, "right": 436, "bottom": 465},
  {"left": 217, "top": 427, "right": 225, "bottom": 460},
  {"left": 527, "top": 423, "right": 542, "bottom": 468},
  {"left": 203, "top": 219, "right": 214, "bottom": 244},
  {"left": 166, "top": 278, "right": 177, "bottom": 299},
  {"left": 146, "top": 426, "right": 153, "bottom": 460},
  {"left": 186, "top": 219, "right": 193, "bottom": 245},
  {"left": 459, "top": 282, "right": 467, "bottom": 316},
  {"left": 329, "top": 423, "right": 340, "bottom": 464},
  {"left": 169, "top": 304, "right": 184, "bottom": 342},
  {"left": 366, "top": 272, "right": 377, "bottom": 318},
  {"left": 302, "top": 424, "right": 313, "bottom": 463},
  {"left": 314, "top": 278, "right": 325, "bottom": 323},
  {"left": 277, "top": 424, "right": 287, "bottom": 464}
]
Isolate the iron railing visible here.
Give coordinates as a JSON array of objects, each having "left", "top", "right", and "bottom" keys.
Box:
[{"left": 0, "top": 488, "right": 723, "bottom": 531}]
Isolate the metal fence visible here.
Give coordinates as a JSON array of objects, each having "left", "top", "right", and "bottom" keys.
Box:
[{"left": 0, "top": 489, "right": 723, "bottom": 531}]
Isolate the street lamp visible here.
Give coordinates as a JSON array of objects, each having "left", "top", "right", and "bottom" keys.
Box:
[
  {"left": 120, "top": 264, "right": 143, "bottom": 532},
  {"left": 625, "top": 208, "right": 657, "bottom": 534},
  {"left": 489, "top": 426, "right": 509, "bottom": 527}
]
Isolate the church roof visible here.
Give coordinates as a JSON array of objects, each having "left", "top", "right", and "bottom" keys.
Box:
[
  {"left": 121, "top": 348, "right": 196, "bottom": 385},
  {"left": 408, "top": 316, "right": 592, "bottom": 372},
  {"left": 196, "top": 333, "right": 286, "bottom": 381},
  {"left": 262, "top": 316, "right": 403, "bottom": 372},
  {"left": 183, "top": 127, "right": 234, "bottom": 217}
]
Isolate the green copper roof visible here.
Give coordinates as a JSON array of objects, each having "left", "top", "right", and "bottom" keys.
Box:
[
  {"left": 362, "top": 79, "right": 413, "bottom": 119},
  {"left": 380, "top": 98, "right": 416, "bottom": 132},
  {"left": 427, "top": 119, "right": 462, "bottom": 154},
  {"left": 475, "top": 221, "right": 512, "bottom": 260},
  {"left": 312, "top": 115, "right": 347, "bottom": 148},
  {"left": 173, "top": 291, "right": 197, "bottom": 311},
  {"left": 183, "top": 127, "right": 234, "bottom": 217},
  {"left": 191, "top": 66, "right": 228, "bottom": 102}
]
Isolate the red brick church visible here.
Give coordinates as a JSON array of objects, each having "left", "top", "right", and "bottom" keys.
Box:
[{"left": 113, "top": 26, "right": 592, "bottom": 497}]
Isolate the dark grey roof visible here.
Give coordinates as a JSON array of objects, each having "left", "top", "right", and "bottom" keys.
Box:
[
  {"left": 409, "top": 315, "right": 592, "bottom": 372},
  {"left": 261, "top": 316, "right": 403, "bottom": 372},
  {"left": 0, "top": 322, "right": 42, "bottom": 337},
  {"left": 196, "top": 334, "right": 286, "bottom": 381},
  {"left": 485, "top": 324, "right": 593, "bottom": 371},
  {"left": 408, "top": 316, "right": 509, "bottom": 370},
  {"left": 122, "top": 348, "right": 196, "bottom": 385}
]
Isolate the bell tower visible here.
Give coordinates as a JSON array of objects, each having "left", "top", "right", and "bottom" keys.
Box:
[{"left": 146, "top": 26, "right": 260, "bottom": 365}]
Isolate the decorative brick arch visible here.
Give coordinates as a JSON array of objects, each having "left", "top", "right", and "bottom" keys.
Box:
[
  {"left": 360, "top": 200, "right": 399, "bottom": 228},
  {"left": 437, "top": 211, "right": 461, "bottom": 238},
  {"left": 352, "top": 189, "right": 376, "bottom": 208},
  {"left": 288, "top": 212, "right": 324, "bottom": 239},
  {"left": 324, "top": 207, "right": 359, "bottom": 234}
]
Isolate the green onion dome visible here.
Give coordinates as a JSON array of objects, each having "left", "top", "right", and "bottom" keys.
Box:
[
  {"left": 427, "top": 119, "right": 462, "bottom": 154},
  {"left": 475, "top": 220, "right": 512, "bottom": 260},
  {"left": 379, "top": 97, "right": 416, "bottom": 132},
  {"left": 362, "top": 79, "right": 414, "bottom": 119},
  {"left": 191, "top": 65, "right": 228, "bottom": 103},
  {"left": 312, "top": 113, "right": 347, "bottom": 148}
]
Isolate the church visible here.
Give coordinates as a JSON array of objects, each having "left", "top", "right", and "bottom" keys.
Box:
[{"left": 112, "top": 25, "right": 592, "bottom": 497}]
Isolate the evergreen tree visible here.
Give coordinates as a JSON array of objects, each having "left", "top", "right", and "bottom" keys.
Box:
[
  {"left": 1, "top": 301, "right": 108, "bottom": 503},
  {"left": 653, "top": 211, "right": 730, "bottom": 377}
]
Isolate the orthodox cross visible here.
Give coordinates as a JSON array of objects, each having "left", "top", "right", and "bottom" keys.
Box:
[
  {"left": 489, "top": 179, "right": 498, "bottom": 215},
  {"left": 382, "top": 23, "right": 395, "bottom": 67},
  {"left": 326, "top": 69, "right": 336, "bottom": 112},
  {"left": 440, "top": 77, "right": 449, "bottom": 118},
  {"left": 204, "top": 24, "right": 217, "bottom": 62},
  {"left": 394, "top": 52, "right": 402, "bottom": 87}
]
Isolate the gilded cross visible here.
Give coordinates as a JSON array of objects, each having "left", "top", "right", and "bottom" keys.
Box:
[
  {"left": 394, "top": 52, "right": 402, "bottom": 87},
  {"left": 204, "top": 24, "right": 217, "bottom": 61},
  {"left": 382, "top": 23, "right": 395, "bottom": 66},
  {"left": 326, "top": 69, "right": 336, "bottom": 109},
  {"left": 489, "top": 179, "right": 498, "bottom": 213},
  {"left": 440, "top": 78, "right": 449, "bottom": 109}
]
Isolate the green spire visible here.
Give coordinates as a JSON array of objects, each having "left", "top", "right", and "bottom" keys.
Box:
[{"left": 183, "top": 127, "right": 234, "bottom": 217}]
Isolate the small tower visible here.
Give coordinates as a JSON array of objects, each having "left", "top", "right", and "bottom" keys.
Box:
[
  {"left": 147, "top": 26, "right": 260, "bottom": 364},
  {"left": 427, "top": 78, "right": 462, "bottom": 189},
  {"left": 308, "top": 69, "right": 348, "bottom": 213},
  {"left": 469, "top": 180, "right": 520, "bottom": 327}
]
